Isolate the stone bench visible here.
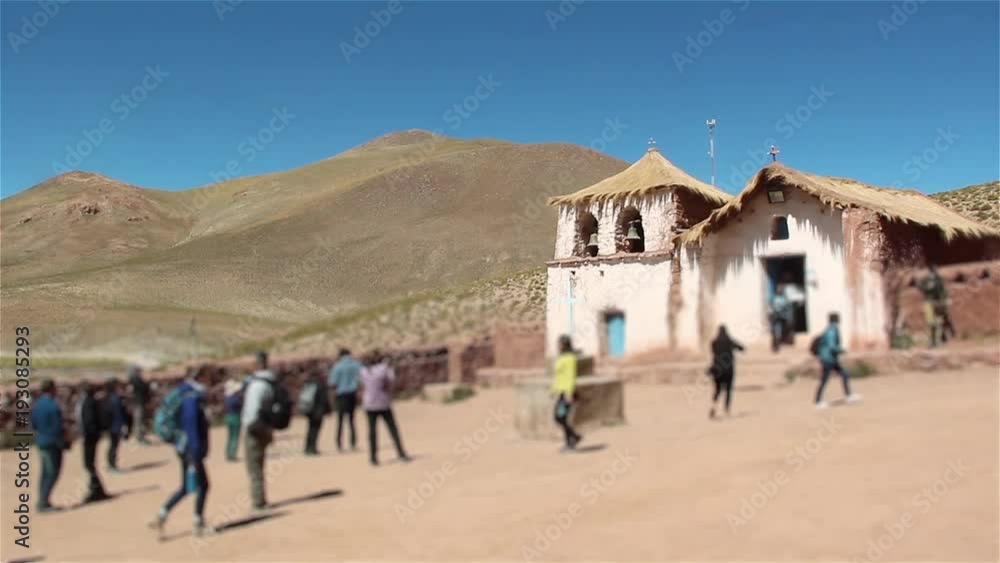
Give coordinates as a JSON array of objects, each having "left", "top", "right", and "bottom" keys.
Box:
[{"left": 515, "top": 375, "right": 625, "bottom": 440}]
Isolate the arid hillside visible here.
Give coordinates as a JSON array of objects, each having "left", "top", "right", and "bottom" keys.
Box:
[
  {"left": 0, "top": 131, "right": 626, "bottom": 364},
  {"left": 931, "top": 180, "right": 1000, "bottom": 229}
]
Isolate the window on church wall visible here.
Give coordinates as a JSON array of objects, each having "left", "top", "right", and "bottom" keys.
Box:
[
  {"left": 616, "top": 207, "right": 645, "bottom": 253},
  {"left": 576, "top": 211, "right": 599, "bottom": 257},
  {"left": 771, "top": 216, "right": 790, "bottom": 240}
]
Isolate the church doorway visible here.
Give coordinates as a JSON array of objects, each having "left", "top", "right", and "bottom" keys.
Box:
[{"left": 764, "top": 255, "right": 808, "bottom": 333}]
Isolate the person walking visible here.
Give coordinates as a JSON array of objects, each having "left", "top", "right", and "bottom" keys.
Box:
[
  {"left": 551, "top": 335, "right": 582, "bottom": 451},
  {"left": 223, "top": 379, "right": 243, "bottom": 462},
  {"left": 128, "top": 366, "right": 150, "bottom": 444},
  {"left": 31, "top": 379, "right": 66, "bottom": 512},
  {"left": 770, "top": 285, "right": 793, "bottom": 353},
  {"left": 814, "top": 313, "right": 863, "bottom": 408},
  {"left": 77, "top": 382, "right": 110, "bottom": 503},
  {"left": 328, "top": 348, "right": 361, "bottom": 452},
  {"left": 361, "top": 350, "right": 409, "bottom": 466},
  {"left": 919, "top": 263, "right": 950, "bottom": 348},
  {"left": 242, "top": 351, "right": 277, "bottom": 511},
  {"left": 104, "top": 379, "right": 128, "bottom": 473},
  {"left": 707, "top": 325, "right": 745, "bottom": 419},
  {"left": 149, "top": 368, "right": 213, "bottom": 538},
  {"left": 302, "top": 371, "right": 331, "bottom": 455}
]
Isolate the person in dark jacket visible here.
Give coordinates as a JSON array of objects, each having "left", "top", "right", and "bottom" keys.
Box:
[
  {"left": 104, "top": 378, "right": 128, "bottom": 472},
  {"left": 304, "top": 371, "right": 331, "bottom": 455},
  {"left": 128, "top": 366, "right": 150, "bottom": 444},
  {"left": 707, "top": 325, "right": 745, "bottom": 419},
  {"left": 223, "top": 378, "right": 243, "bottom": 462},
  {"left": 149, "top": 368, "right": 213, "bottom": 538},
  {"left": 30, "top": 379, "right": 66, "bottom": 512},
  {"left": 77, "top": 382, "right": 110, "bottom": 503}
]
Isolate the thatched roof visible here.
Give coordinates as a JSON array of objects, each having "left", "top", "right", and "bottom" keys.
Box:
[
  {"left": 548, "top": 148, "right": 732, "bottom": 206},
  {"left": 678, "top": 163, "right": 1000, "bottom": 245}
]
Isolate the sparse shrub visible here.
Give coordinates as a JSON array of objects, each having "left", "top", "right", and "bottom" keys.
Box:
[
  {"left": 784, "top": 370, "right": 798, "bottom": 384},
  {"left": 444, "top": 386, "right": 476, "bottom": 403},
  {"left": 849, "top": 360, "right": 877, "bottom": 379}
]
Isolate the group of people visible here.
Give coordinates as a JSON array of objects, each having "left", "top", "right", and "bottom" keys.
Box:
[
  {"left": 30, "top": 366, "right": 152, "bottom": 512},
  {"left": 29, "top": 348, "right": 412, "bottom": 538},
  {"left": 706, "top": 312, "right": 863, "bottom": 419},
  {"left": 153, "top": 348, "right": 411, "bottom": 537}
]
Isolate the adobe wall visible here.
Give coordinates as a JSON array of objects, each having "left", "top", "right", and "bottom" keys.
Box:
[
  {"left": 492, "top": 322, "right": 546, "bottom": 368},
  {"left": 895, "top": 261, "right": 1000, "bottom": 341},
  {"left": 0, "top": 341, "right": 495, "bottom": 437}
]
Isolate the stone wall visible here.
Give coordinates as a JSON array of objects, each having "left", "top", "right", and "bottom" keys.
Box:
[{"left": 0, "top": 340, "right": 495, "bottom": 437}]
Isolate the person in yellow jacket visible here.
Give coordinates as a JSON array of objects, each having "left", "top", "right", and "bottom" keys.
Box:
[{"left": 552, "top": 335, "right": 582, "bottom": 451}]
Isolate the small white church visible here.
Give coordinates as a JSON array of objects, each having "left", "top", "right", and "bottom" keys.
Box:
[{"left": 545, "top": 145, "right": 1000, "bottom": 359}]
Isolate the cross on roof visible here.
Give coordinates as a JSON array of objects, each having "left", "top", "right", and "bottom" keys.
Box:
[
  {"left": 769, "top": 145, "right": 781, "bottom": 162},
  {"left": 648, "top": 137, "right": 657, "bottom": 150}
]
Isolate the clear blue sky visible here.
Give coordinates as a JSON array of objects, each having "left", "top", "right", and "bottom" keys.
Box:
[{"left": 2, "top": 1, "right": 997, "bottom": 198}]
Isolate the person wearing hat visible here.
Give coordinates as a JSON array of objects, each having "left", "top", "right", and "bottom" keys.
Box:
[
  {"left": 241, "top": 350, "right": 277, "bottom": 511},
  {"left": 223, "top": 378, "right": 244, "bottom": 462}
]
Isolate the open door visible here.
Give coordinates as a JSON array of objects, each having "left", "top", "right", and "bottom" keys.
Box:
[{"left": 763, "top": 255, "right": 808, "bottom": 333}]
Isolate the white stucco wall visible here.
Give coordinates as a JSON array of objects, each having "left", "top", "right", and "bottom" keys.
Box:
[
  {"left": 676, "top": 246, "right": 704, "bottom": 350},
  {"left": 546, "top": 258, "right": 672, "bottom": 358},
  {"left": 698, "top": 189, "right": 851, "bottom": 349},
  {"left": 553, "top": 192, "right": 675, "bottom": 259}
]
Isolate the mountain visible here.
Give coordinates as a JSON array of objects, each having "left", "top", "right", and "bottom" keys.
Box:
[
  {"left": 0, "top": 131, "right": 627, "bottom": 364},
  {"left": 931, "top": 180, "right": 1000, "bottom": 230}
]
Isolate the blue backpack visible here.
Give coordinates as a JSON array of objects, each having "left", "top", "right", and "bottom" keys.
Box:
[{"left": 153, "top": 386, "right": 190, "bottom": 444}]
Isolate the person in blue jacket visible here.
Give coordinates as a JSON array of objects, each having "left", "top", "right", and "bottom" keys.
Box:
[
  {"left": 104, "top": 378, "right": 128, "bottom": 472},
  {"left": 30, "top": 379, "right": 65, "bottom": 512},
  {"left": 149, "top": 368, "right": 213, "bottom": 538},
  {"left": 815, "top": 312, "right": 863, "bottom": 408}
]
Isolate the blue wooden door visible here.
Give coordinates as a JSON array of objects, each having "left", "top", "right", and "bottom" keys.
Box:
[{"left": 607, "top": 313, "right": 625, "bottom": 358}]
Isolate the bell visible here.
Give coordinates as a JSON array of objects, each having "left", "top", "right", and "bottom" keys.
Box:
[
  {"left": 586, "top": 233, "right": 599, "bottom": 256},
  {"left": 626, "top": 224, "right": 641, "bottom": 242}
]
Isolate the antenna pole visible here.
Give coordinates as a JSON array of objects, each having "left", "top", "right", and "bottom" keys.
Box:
[{"left": 706, "top": 119, "right": 717, "bottom": 186}]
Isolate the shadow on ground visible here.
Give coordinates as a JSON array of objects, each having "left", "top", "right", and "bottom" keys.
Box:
[
  {"left": 270, "top": 488, "right": 343, "bottom": 509},
  {"left": 67, "top": 484, "right": 161, "bottom": 511},
  {"left": 124, "top": 460, "right": 169, "bottom": 472}
]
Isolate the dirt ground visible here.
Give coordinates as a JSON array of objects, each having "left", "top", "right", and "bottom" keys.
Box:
[{"left": 2, "top": 367, "right": 997, "bottom": 562}]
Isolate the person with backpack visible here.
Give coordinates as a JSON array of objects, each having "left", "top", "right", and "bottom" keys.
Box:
[
  {"left": 551, "top": 335, "right": 582, "bottom": 451},
  {"left": 103, "top": 378, "right": 128, "bottom": 473},
  {"left": 128, "top": 366, "right": 150, "bottom": 444},
  {"left": 328, "top": 348, "right": 361, "bottom": 452},
  {"left": 301, "top": 371, "right": 331, "bottom": 455},
  {"left": 77, "top": 382, "right": 110, "bottom": 503},
  {"left": 31, "top": 379, "right": 66, "bottom": 512},
  {"left": 813, "top": 312, "right": 863, "bottom": 409},
  {"left": 241, "top": 350, "right": 291, "bottom": 511},
  {"left": 707, "top": 325, "right": 745, "bottom": 420},
  {"left": 223, "top": 378, "right": 243, "bottom": 462},
  {"left": 361, "top": 350, "right": 410, "bottom": 466},
  {"left": 149, "top": 367, "right": 213, "bottom": 538}
]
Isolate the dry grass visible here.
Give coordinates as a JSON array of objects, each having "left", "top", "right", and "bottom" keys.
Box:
[
  {"left": 548, "top": 148, "right": 731, "bottom": 206},
  {"left": 1, "top": 131, "right": 624, "bottom": 365},
  {"left": 931, "top": 180, "right": 1000, "bottom": 230},
  {"left": 681, "top": 164, "right": 999, "bottom": 245}
]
